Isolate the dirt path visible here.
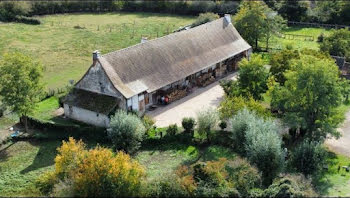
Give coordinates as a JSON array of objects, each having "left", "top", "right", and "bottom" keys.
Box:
[
  {"left": 147, "top": 72, "right": 237, "bottom": 127},
  {"left": 326, "top": 111, "right": 350, "bottom": 157}
]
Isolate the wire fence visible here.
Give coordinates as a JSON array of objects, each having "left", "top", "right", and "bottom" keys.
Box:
[{"left": 47, "top": 20, "right": 179, "bottom": 40}]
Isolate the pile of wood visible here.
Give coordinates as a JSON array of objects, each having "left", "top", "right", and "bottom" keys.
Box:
[
  {"left": 168, "top": 89, "right": 187, "bottom": 103},
  {"left": 201, "top": 76, "right": 215, "bottom": 87}
]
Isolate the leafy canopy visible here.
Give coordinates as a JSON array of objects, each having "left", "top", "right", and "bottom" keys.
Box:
[
  {"left": 108, "top": 110, "right": 146, "bottom": 153},
  {"left": 320, "top": 28, "right": 350, "bottom": 61},
  {"left": 237, "top": 55, "right": 269, "bottom": 100},
  {"left": 270, "top": 54, "right": 342, "bottom": 140},
  {"left": 0, "top": 52, "right": 43, "bottom": 117},
  {"left": 234, "top": 0, "right": 285, "bottom": 49}
]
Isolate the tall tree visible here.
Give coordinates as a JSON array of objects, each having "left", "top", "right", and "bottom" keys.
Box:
[
  {"left": 270, "top": 54, "right": 342, "bottom": 140},
  {"left": 237, "top": 54, "right": 269, "bottom": 100},
  {"left": 234, "top": 0, "right": 285, "bottom": 50},
  {"left": 0, "top": 52, "right": 43, "bottom": 132}
]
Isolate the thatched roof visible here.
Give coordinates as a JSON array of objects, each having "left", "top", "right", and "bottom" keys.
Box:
[
  {"left": 98, "top": 17, "right": 251, "bottom": 98},
  {"left": 65, "top": 88, "right": 119, "bottom": 115}
]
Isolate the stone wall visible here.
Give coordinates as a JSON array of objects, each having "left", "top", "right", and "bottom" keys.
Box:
[
  {"left": 75, "top": 62, "right": 126, "bottom": 110},
  {"left": 64, "top": 104, "right": 110, "bottom": 128}
]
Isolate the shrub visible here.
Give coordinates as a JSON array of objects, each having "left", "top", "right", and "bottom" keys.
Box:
[
  {"left": 108, "top": 110, "right": 146, "bottom": 153},
  {"left": 263, "top": 174, "right": 317, "bottom": 197},
  {"left": 166, "top": 124, "right": 178, "bottom": 136},
  {"left": 142, "top": 114, "right": 155, "bottom": 132},
  {"left": 290, "top": 140, "right": 326, "bottom": 175},
  {"left": 39, "top": 138, "right": 145, "bottom": 197},
  {"left": 229, "top": 108, "right": 258, "bottom": 154},
  {"left": 196, "top": 108, "right": 219, "bottom": 141},
  {"left": 229, "top": 109, "right": 284, "bottom": 185},
  {"left": 73, "top": 148, "right": 145, "bottom": 197},
  {"left": 219, "top": 95, "right": 270, "bottom": 120},
  {"left": 35, "top": 171, "right": 57, "bottom": 195},
  {"left": 226, "top": 157, "right": 262, "bottom": 196},
  {"left": 191, "top": 12, "right": 219, "bottom": 27},
  {"left": 182, "top": 117, "right": 196, "bottom": 134},
  {"left": 146, "top": 175, "right": 190, "bottom": 197}
]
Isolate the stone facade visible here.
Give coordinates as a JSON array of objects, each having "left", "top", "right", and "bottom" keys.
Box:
[{"left": 64, "top": 104, "right": 110, "bottom": 127}]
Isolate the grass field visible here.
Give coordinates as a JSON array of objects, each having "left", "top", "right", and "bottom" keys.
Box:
[
  {"left": 260, "top": 26, "right": 333, "bottom": 51},
  {"left": 0, "top": 12, "right": 195, "bottom": 90}
]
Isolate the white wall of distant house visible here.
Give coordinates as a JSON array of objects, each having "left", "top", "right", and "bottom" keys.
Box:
[{"left": 64, "top": 104, "right": 110, "bottom": 128}]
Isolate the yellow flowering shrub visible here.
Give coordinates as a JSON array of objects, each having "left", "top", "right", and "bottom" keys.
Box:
[{"left": 37, "top": 137, "right": 145, "bottom": 197}]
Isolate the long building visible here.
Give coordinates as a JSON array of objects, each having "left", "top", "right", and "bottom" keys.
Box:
[{"left": 64, "top": 14, "right": 252, "bottom": 127}]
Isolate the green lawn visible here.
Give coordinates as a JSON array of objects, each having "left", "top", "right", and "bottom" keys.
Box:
[
  {"left": 260, "top": 26, "right": 333, "bottom": 51},
  {"left": 314, "top": 152, "right": 350, "bottom": 197},
  {"left": 0, "top": 140, "right": 60, "bottom": 197},
  {"left": 0, "top": 12, "right": 195, "bottom": 90}
]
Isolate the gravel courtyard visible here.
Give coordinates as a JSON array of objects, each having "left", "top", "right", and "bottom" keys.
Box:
[
  {"left": 326, "top": 111, "right": 350, "bottom": 157},
  {"left": 147, "top": 72, "right": 237, "bottom": 127}
]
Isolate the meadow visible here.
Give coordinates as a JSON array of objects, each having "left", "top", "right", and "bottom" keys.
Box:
[
  {"left": 1, "top": 13, "right": 350, "bottom": 197},
  {"left": 0, "top": 12, "right": 195, "bottom": 90}
]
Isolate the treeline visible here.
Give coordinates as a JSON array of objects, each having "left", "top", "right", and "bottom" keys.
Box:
[
  {"left": 1, "top": 0, "right": 350, "bottom": 26},
  {"left": 0, "top": 0, "right": 239, "bottom": 22}
]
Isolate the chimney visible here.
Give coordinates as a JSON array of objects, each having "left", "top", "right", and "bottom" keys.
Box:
[
  {"left": 141, "top": 37, "right": 148, "bottom": 44},
  {"left": 224, "top": 14, "right": 231, "bottom": 25},
  {"left": 92, "top": 50, "right": 100, "bottom": 65}
]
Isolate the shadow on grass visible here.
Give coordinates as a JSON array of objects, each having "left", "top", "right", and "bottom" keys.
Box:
[
  {"left": 0, "top": 142, "right": 15, "bottom": 162},
  {"left": 20, "top": 140, "right": 61, "bottom": 174}
]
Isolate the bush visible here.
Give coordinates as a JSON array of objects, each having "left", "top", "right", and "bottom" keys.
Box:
[
  {"left": 166, "top": 124, "right": 178, "bottom": 136},
  {"left": 146, "top": 175, "right": 190, "bottom": 197},
  {"left": 191, "top": 12, "right": 219, "bottom": 27},
  {"left": 229, "top": 109, "right": 284, "bottom": 185},
  {"left": 229, "top": 108, "right": 258, "bottom": 154},
  {"left": 182, "top": 117, "right": 196, "bottom": 134},
  {"left": 142, "top": 115, "right": 155, "bottom": 132},
  {"left": 226, "top": 157, "right": 262, "bottom": 196},
  {"left": 263, "top": 174, "right": 317, "bottom": 197},
  {"left": 196, "top": 108, "right": 219, "bottom": 142},
  {"left": 108, "top": 110, "right": 146, "bottom": 153},
  {"left": 290, "top": 140, "right": 326, "bottom": 175},
  {"left": 39, "top": 138, "right": 145, "bottom": 197},
  {"left": 35, "top": 171, "right": 57, "bottom": 195},
  {"left": 219, "top": 95, "right": 271, "bottom": 120},
  {"left": 320, "top": 29, "right": 350, "bottom": 61}
]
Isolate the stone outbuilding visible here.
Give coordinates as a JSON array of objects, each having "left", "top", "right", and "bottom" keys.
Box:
[{"left": 64, "top": 15, "right": 252, "bottom": 127}]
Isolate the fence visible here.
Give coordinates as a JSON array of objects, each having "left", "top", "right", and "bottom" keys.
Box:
[
  {"left": 288, "top": 21, "right": 350, "bottom": 29},
  {"left": 280, "top": 33, "right": 315, "bottom": 41},
  {"left": 48, "top": 20, "right": 176, "bottom": 40}
]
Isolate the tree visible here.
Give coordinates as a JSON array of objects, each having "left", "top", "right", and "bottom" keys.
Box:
[
  {"left": 237, "top": 55, "right": 269, "bottom": 100},
  {"left": 0, "top": 52, "right": 43, "bottom": 132},
  {"left": 270, "top": 49, "right": 300, "bottom": 84},
  {"left": 270, "top": 54, "right": 342, "bottom": 140},
  {"left": 320, "top": 29, "right": 350, "bottom": 61},
  {"left": 234, "top": 0, "right": 285, "bottom": 49},
  {"left": 108, "top": 110, "right": 146, "bottom": 153},
  {"left": 278, "top": 0, "right": 309, "bottom": 22},
  {"left": 191, "top": 12, "right": 219, "bottom": 27}
]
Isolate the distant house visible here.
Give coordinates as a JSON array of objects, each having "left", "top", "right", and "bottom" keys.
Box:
[{"left": 64, "top": 15, "right": 252, "bottom": 127}]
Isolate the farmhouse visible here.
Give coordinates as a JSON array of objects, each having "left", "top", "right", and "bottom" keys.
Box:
[{"left": 64, "top": 15, "right": 252, "bottom": 127}]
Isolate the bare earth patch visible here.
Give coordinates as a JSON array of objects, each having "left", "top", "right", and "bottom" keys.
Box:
[{"left": 326, "top": 111, "right": 350, "bottom": 157}]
